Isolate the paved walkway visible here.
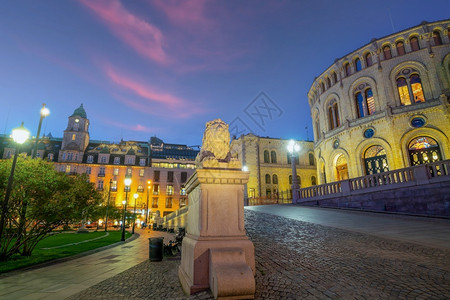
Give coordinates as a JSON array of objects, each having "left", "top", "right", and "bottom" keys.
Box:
[
  {"left": 1, "top": 206, "right": 449, "bottom": 299},
  {"left": 0, "top": 229, "right": 175, "bottom": 300}
]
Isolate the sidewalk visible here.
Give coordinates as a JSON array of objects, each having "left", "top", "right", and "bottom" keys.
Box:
[{"left": 0, "top": 229, "right": 175, "bottom": 300}]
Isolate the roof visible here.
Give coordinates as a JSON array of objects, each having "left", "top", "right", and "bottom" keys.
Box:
[{"left": 71, "top": 104, "right": 87, "bottom": 119}]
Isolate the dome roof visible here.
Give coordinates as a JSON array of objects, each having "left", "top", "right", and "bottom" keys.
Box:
[{"left": 71, "top": 104, "right": 87, "bottom": 119}]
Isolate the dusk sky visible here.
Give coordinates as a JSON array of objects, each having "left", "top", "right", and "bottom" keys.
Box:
[{"left": 1, "top": 0, "right": 448, "bottom": 146}]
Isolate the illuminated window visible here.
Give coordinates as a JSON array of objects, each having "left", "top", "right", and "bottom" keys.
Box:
[
  {"left": 396, "top": 41, "right": 405, "bottom": 56},
  {"left": 153, "top": 184, "right": 159, "bottom": 195},
  {"left": 354, "top": 58, "right": 362, "bottom": 71},
  {"left": 138, "top": 185, "right": 144, "bottom": 192},
  {"left": 72, "top": 134, "right": 76, "bottom": 141},
  {"left": 432, "top": 31, "right": 442, "bottom": 46},
  {"left": 180, "top": 188, "right": 186, "bottom": 196},
  {"left": 410, "top": 37, "right": 420, "bottom": 51},
  {"left": 65, "top": 165, "right": 71, "bottom": 173},
  {"left": 364, "top": 52, "right": 372, "bottom": 67},
  {"left": 383, "top": 45, "right": 392, "bottom": 60},
  {"left": 397, "top": 77, "right": 411, "bottom": 105},
  {"left": 139, "top": 169, "right": 144, "bottom": 177},
  {"left": 272, "top": 174, "right": 278, "bottom": 185},
  {"left": 265, "top": 174, "right": 271, "bottom": 184},
  {"left": 263, "top": 150, "right": 270, "bottom": 163},
  {"left": 165, "top": 197, "right": 173, "bottom": 208},
  {"left": 111, "top": 180, "right": 117, "bottom": 191},
  {"left": 356, "top": 88, "right": 375, "bottom": 118},
  {"left": 311, "top": 176, "right": 317, "bottom": 186},
  {"left": 152, "top": 197, "right": 158, "bottom": 208},
  {"left": 410, "top": 74, "right": 425, "bottom": 103},
  {"left": 167, "top": 185, "right": 174, "bottom": 195},
  {"left": 344, "top": 63, "right": 351, "bottom": 77},
  {"left": 180, "top": 198, "right": 187, "bottom": 207},
  {"left": 113, "top": 168, "right": 119, "bottom": 175},
  {"left": 126, "top": 168, "right": 132, "bottom": 176},
  {"left": 114, "top": 157, "right": 120, "bottom": 165},
  {"left": 270, "top": 151, "right": 277, "bottom": 163},
  {"left": 397, "top": 73, "right": 425, "bottom": 105}
]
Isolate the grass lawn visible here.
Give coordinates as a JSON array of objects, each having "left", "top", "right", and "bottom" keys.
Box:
[{"left": 0, "top": 230, "right": 132, "bottom": 274}]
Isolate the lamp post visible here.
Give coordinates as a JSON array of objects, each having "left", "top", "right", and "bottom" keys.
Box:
[
  {"left": 287, "top": 139, "right": 300, "bottom": 203},
  {"left": 145, "top": 180, "right": 151, "bottom": 228},
  {"left": 132, "top": 193, "right": 138, "bottom": 234},
  {"left": 0, "top": 123, "right": 30, "bottom": 241},
  {"left": 32, "top": 103, "right": 50, "bottom": 159},
  {"left": 121, "top": 178, "right": 132, "bottom": 241},
  {"left": 104, "top": 178, "right": 112, "bottom": 232}
]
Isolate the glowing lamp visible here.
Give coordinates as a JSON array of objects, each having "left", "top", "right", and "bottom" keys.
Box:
[{"left": 12, "top": 122, "right": 30, "bottom": 145}]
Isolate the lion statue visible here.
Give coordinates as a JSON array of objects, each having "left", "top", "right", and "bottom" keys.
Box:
[{"left": 196, "top": 119, "right": 241, "bottom": 169}]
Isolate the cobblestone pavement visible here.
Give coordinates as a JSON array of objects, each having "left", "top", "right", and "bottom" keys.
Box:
[{"left": 69, "top": 210, "right": 450, "bottom": 299}]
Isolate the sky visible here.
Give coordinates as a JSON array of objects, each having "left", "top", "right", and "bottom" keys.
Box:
[{"left": 0, "top": 0, "right": 448, "bottom": 147}]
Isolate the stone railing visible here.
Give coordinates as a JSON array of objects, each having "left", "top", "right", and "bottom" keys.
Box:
[
  {"left": 162, "top": 205, "right": 188, "bottom": 230},
  {"left": 298, "top": 159, "right": 450, "bottom": 202}
]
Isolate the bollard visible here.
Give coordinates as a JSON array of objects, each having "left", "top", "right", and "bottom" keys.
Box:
[{"left": 149, "top": 237, "right": 164, "bottom": 261}]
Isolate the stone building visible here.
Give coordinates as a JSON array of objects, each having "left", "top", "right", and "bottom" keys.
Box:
[
  {"left": 231, "top": 134, "right": 316, "bottom": 201},
  {"left": 308, "top": 19, "right": 450, "bottom": 184},
  {"left": 0, "top": 104, "right": 199, "bottom": 221}
]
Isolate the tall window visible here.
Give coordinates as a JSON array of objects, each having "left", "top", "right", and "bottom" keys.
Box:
[
  {"left": 383, "top": 45, "right": 392, "bottom": 60},
  {"left": 265, "top": 174, "right": 271, "bottom": 184},
  {"left": 113, "top": 168, "right": 119, "bottom": 175},
  {"left": 311, "top": 176, "right": 317, "bottom": 186},
  {"left": 139, "top": 158, "right": 146, "bottom": 166},
  {"left": 126, "top": 168, "right": 132, "bottom": 176},
  {"left": 432, "top": 31, "right": 442, "bottom": 46},
  {"left": 86, "top": 167, "right": 91, "bottom": 175},
  {"left": 364, "top": 53, "right": 373, "bottom": 67},
  {"left": 139, "top": 169, "right": 144, "bottom": 177},
  {"left": 332, "top": 71, "right": 337, "bottom": 84},
  {"left": 127, "top": 157, "right": 134, "bottom": 164},
  {"left": 152, "top": 197, "right": 158, "bottom": 208},
  {"left": 320, "top": 82, "right": 325, "bottom": 93},
  {"left": 355, "top": 88, "right": 375, "bottom": 118},
  {"left": 99, "top": 167, "right": 105, "bottom": 175},
  {"left": 97, "top": 180, "right": 103, "bottom": 190},
  {"left": 111, "top": 180, "right": 117, "bottom": 191},
  {"left": 154, "top": 170, "right": 160, "bottom": 182},
  {"left": 354, "top": 58, "right": 362, "bottom": 71},
  {"left": 72, "top": 134, "right": 76, "bottom": 141},
  {"left": 263, "top": 150, "right": 270, "bottom": 163},
  {"left": 114, "top": 157, "right": 120, "bottom": 165},
  {"left": 181, "top": 172, "right": 187, "bottom": 183},
  {"left": 326, "top": 77, "right": 331, "bottom": 88},
  {"left": 272, "top": 174, "right": 278, "bottom": 184},
  {"left": 397, "top": 73, "right": 425, "bottom": 105},
  {"left": 410, "top": 37, "right": 420, "bottom": 51},
  {"left": 165, "top": 198, "right": 173, "bottom": 208},
  {"left": 309, "top": 153, "right": 315, "bottom": 166},
  {"left": 167, "top": 171, "right": 174, "bottom": 182},
  {"left": 328, "top": 101, "right": 340, "bottom": 130},
  {"left": 344, "top": 63, "right": 351, "bottom": 77},
  {"left": 100, "top": 156, "right": 107, "bottom": 163},
  {"left": 270, "top": 151, "right": 277, "bottom": 163},
  {"left": 396, "top": 41, "right": 406, "bottom": 56},
  {"left": 67, "top": 152, "right": 73, "bottom": 161},
  {"left": 87, "top": 155, "right": 93, "bottom": 163},
  {"left": 166, "top": 185, "right": 174, "bottom": 195},
  {"left": 153, "top": 184, "right": 159, "bottom": 195}
]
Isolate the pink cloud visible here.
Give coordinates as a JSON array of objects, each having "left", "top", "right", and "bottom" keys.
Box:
[
  {"left": 152, "top": 0, "right": 212, "bottom": 29},
  {"left": 79, "top": 0, "right": 170, "bottom": 65},
  {"left": 101, "top": 117, "right": 157, "bottom": 133}
]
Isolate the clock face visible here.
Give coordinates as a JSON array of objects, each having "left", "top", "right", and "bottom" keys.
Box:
[
  {"left": 75, "top": 118, "right": 80, "bottom": 123},
  {"left": 333, "top": 139, "right": 339, "bottom": 149}
]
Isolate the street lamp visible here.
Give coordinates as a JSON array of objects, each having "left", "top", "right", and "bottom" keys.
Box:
[
  {"left": 32, "top": 103, "right": 50, "bottom": 159},
  {"left": 121, "top": 178, "right": 132, "bottom": 241},
  {"left": 104, "top": 179, "right": 112, "bottom": 232},
  {"left": 0, "top": 123, "right": 30, "bottom": 241},
  {"left": 287, "top": 139, "right": 300, "bottom": 203},
  {"left": 132, "top": 193, "right": 138, "bottom": 234},
  {"left": 145, "top": 180, "right": 151, "bottom": 228}
]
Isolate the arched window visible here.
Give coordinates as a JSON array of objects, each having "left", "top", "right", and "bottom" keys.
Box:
[
  {"left": 311, "top": 176, "right": 317, "bottom": 186},
  {"left": 364, "top": 53, "right": 373, "bottom": 67},
  {"left": 264, "top": 150, "right": 269, "bottom": 163},
  {"left": 272, "top": 174, "right": 278, "bottom": 184},
  {"left": 354, "top": 58, "right": 362, "bottom": 71},
  {"left": 309, "top": 153, "right": 315, "bottom": 166},
  {"left": 410, "top": 37, "right": 420, "bottom": 51},
  {"left": 326, "top": 77, "right": 331, "bottom": 88},
  {"left": 270, "top": 151, "right": 277, "bottom": 163},
  {"left": 356, "top": 88, "right": 376, "bottom": 118},
  {"left": 320, "top": 82, "right": 325, "bottom": 93},
  {"left": 364, "top": 145, "right": 389, "bottom": 175},
  {"left": 408, "top": 136, "right": 442, "bottom": 166},
  {"left": 314, "top": 117, "right": 321, "bottom": 140},
  {"left": 288, "top": 175, "right": 300, "bottom": 185},
  {"left": 344, "top": 63, "right": 351, "bottom": 77},
  {"left": 397, "top": 77, "right": 411, "bottom": 105},
  {"left": 396, "top": 41, "right": 406, "bottom": 56},
  {"left": 332, "top": 71, "right": 338, "bottom": 84},
  {"left": 410, "top": 74, "right": 425, "bottom": 103},
  {"left": 397, "top": 72, "right": 425, "bottom": 105},
  {"left": 328, "top": 101, "right": 340, "bottom": 130},
  {"left": 383, "top": 45, "right": 392, "bottom": 60},
  {"left": 265, "top": 174, "right": 271, "bottom": 184},
  {"left": 432, "top": 31, "right": 443, "bottom": 46}
]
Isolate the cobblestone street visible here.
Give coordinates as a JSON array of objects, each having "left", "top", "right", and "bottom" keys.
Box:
[{"left": 69, "top": 209, "right": 450, "bottom": 299}]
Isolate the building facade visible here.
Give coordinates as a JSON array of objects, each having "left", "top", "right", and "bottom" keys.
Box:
[
  {"left": 308, "top": 20, "right": 450, "bottom": 184},
  {"left": 1, "top": 105, "right": 199, "bottom": 221},
  {"left": 231, "top": 134, "right": 316, "bottom": 201}
]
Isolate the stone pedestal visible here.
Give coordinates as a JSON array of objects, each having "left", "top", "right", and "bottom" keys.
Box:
[{"left": 179, "top": 168, "right": 255, "bottom": 298}]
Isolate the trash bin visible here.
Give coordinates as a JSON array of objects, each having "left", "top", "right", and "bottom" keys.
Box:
[{"left": 149, "top": 237, "right": 164, "bottom": 261}]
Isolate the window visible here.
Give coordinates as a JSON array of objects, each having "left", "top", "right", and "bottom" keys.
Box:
[
  {"left": 65, "top": 165, "right": 71, "bottom": 173},
  {"left": 326, "top": 77, "right": 331, "bottom": 88},
  {"left": 72, "top": 134, "right": 76, "bottom": 141},
  {"left": 138, "top": 185, "right": 144, "bottom": 192},
  {"left": 320, "top": 82, "right": 325, "bottom": 93},
  {"left": 99, "top": 167, "right": 105, "bottom": 176},
  {"left": 309, "top": 153, "right": 315, "bottom": 166},
  {"left": 432, "top": 31, "right": 442, "bottom": 46},
  {"left": 332, "top": 71, "right": 338, "bottom": 84},
  {"left": 287, "top": 153, "right": 299, "bottom": 165},
  {"left": 311, "top": 176, "right": 317, "bottom": 186},
  {"left": 181, "top": 172, "right": 187, "bottom": 183},
  {"left": 167, "top": 185, "right": 174, "bottom": 195},
  {"left": 86, "top": 167, "right": 91, "bottom": 175},
  {"left": 355, "top": 88, "right": 375, "bottom": 118},
  {"left": 139, "top": 169, "right": 145, "bottom": 177},
  {"left": 113, "top": 168, "right": 119, "bottom": 175},
  {"left": 67, "top": 152, "right": 73, "bottom": 161},
  {"left": 270, "top": 151, "right": 277, "bottom": 163},
  {"left": 266, "top": 189, "right": 271, "bottom": 199},
  {"left": 344, "top": 63, "right": 351, "bottom": 77},
  {"left": 397, "top": 72, "right": 425, "bottom": 105},
  {"left": 328, "top": 101, "right": 340, "bottom": 130},
  {"left": 180, "top": 198, "right": 187, "bottom": 207},
  {"left": 48, "top": 153, "right": 54, "bottom": 161},
  {"left": 153, "top": 184, "right": 159, "bottom": 195},
  {"left": 364, "top": 53, "right": 373, "bottom": 67},
  {"left": 87, "top": 155, "right": 93, "bottom": 163},
  {"left": 60, "top": 165, "right": 65, "bottom": 172},
  {"left": 265, "top": 174, "right": 271, "bottom": 184},
  {"left": 97, "top": 180, "right": 104, "bottom": 190},
  {"left": 396, "top": 41, "right": 405, "bottom": 56},
  {"left": 383, "top": 45, "right": 392, "bottom": 60},
  {"left": 126, "top": 168, "right": 132, "bottom": 176},
  {"left": 154, "top": 170, "right": 160, "bottom": 182},
  {"left": 114, "top": 157, "right": 120, "bottom": 165},
  {"left": 410, "top": 37, "right": 420, "bottom": 51},
  {"left": 167, "top": 171, "right": 174, "bottom": 182},
  {"left": 354, "top": 58, "right": 362, "bottom": 71},
  {"left": 139, "top": 158, "right": 146, "bottom": 166},
  {"left": 100, "top": 156, "right": 107, "bottom": 163},
  {"left": 127, "top": 157, "right": 134, "bottom": 165},
  {"left": 288, "top": 175, "right": 301, "bottom": 186},
  {"left": 263, "top": 150, "right": 270, "bottom": 163},
  {"left": 180, "top": 188, "right": 186, "bottom": 195},
  {"left": 165, "top": 197, "right": 173, "bottom": 208},
  {"left": 62, "top": 152, "right": 66, "bottom": 160},
  {"left": 152, "top": 197, "right": 158, "bottom": 208},
  {"left": 272, "top": 174, "right": 278, "bottom": 184},
  {"left": 111, "top": 180, "right": 117, "bottom": 191}
]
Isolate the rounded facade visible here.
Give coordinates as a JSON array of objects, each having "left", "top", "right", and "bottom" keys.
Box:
[{"left": 308, "top": 20, "right": 450, "bottom": 184}]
